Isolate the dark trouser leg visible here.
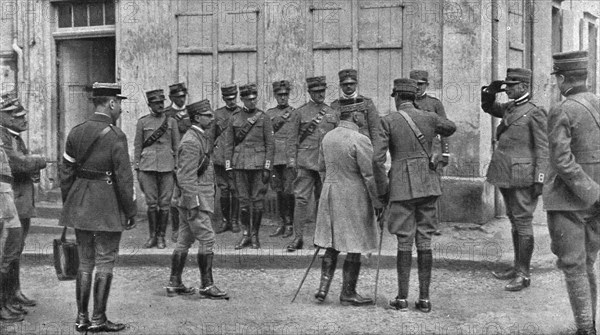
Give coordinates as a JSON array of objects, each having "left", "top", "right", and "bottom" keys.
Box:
[
  {"left": 2, "top": 228, "right": 26, "bottom": 316},
  {"left": 492, "top": 229, "right": 519, "bottom": 280},
  {"left": 339, "top": 253, "right": 372, "bottom": 306},
  {"left": 415, "top": 250, "right": 433, "bottom": 312},
  {"left": 215, "top": 195, "right": 232, "bottom": 234},
  {"left": 235, "top": 208, "right": 252, "bottom": 250},
  {"left": 230, "top": 196, "right": 240, "bottom": 233},
  {"left": 197, "top": 252, "right": 228, "bottom": 299},
  {"left": 269, "top": 192, "right": 287, "bottom": 237},
  {"left": 156, "top": 209, "right": 169, "bottom": 249},
  {"left": 166, "top": 251, "right": 194, "bottom": 296},
  {"left": 315, "top": 248, "right": 339, "bottom": 302},
  {"left": 0, "top": 271, "right": 23, "bottom": 322},
  {"left": 88, "top": 273, "right": 125, "bottom": 332},
  {"left": 75, "top": 271, "right": 93, "bottom": 331},
  {"left": 505, "top": 235, "right": 533, "bottom": 291},
  {"left": 251, "top": 209, "right": 262, "bottom": 249},
  {"left": 287, "top": 169, "right": 314, "bottom": 252},
  {"left": 170, "top": 206, "right": 180, "bottom": 243},
  {"left": 143, "top": 208, "right": 158, "bottom": 248},
  {"left": 249, "top": 170, "right": 267, "bottom": 249},
  {"left": 390, "top": 250, "right": 411, "bottom": 311},
  {"left": 282, "top": 194, "right": 295, "bottom": 238}
]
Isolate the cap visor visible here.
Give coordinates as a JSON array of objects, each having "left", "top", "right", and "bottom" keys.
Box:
[
  {"left": 340, "top": 78, "right": 357, "bottom": 84},
  {"left": 170, "top": 92, "right": 187, "bottom": 97},
  {"left": 503, "top": 80, "right": 521, "bottom": 85},
  {"left": 116, "top": 94, "right": 128, "bottom": 99},
  {"left": 308, "top": 86, "right": 327, "bottom": 92},
  {"left": 274, "top": 89, "right": 290, "bottom": 95},
  {"left": 223, "top": 95, "right": 237, "bottom": 100},
  {"left": 416, "top": 80, "right": 428, "bottom": 84}
]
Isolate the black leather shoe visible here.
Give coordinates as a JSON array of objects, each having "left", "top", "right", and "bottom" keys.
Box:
[
  {"left": 87, "top": 319, "right": 126, "bottom": 332},
  {"left": 492, "top": 267, "right": 517, "bottom": 280},
  {"left": 0, "top": 306, "right": 24, "bottom": 322},
  {"left": 389, "top": 297, "right": 408, "bottom": 311},
  {"left": 75, "top": 313, "right": 90, "bottom": 332},
  {"left": 157, "top": 235, "right": 166, "bottom": 249},
  {"left": 269, "top": 225, "right": 286, "bottom": 237},
  {"left": 215, "top": 220, "right": 232, "bottom": 234},
  {"left": 14, "top": 290, "right": 36, "bottom": 307},
  {"left": 234, "top": 235, "right": 252, "bottom": 250},
  {"left": 166, "top": 281, "right": 195, "bottom": 297},
  {"left": 415, "top": 299, "right": 432, "bottom": 313},
  {"left": 282, "top": 226, "right": 293, "bottom": 238},
  {"left": 340, "top": 292, "right": 373, "bottom": 306},
  {"left": 231, "top": 223, "right": 241, "bottom": 233},
  {"left": 505, "top": 275, "right": 530, "bottom": 291},
  {"left": 286, "top": 237, "right": 303, "bottom": 252},
  {"left": 198, "top": 285, "right": 229, "bottom": 300}
]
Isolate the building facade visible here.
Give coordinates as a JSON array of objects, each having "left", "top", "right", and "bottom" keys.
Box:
[{"left": 1, "top": 0, "right": 599, "bottom": 223}]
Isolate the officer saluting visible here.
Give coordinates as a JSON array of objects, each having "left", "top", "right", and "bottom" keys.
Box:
[
  {"left": 266, "top": 80, "right": 296, "bottom": 238},
  {"left": 223, "top": 83, "right": 275, "bottom": 249},
  {"left": 213, "top": 85, "right": 243, "bottom": 234},
  {"left": 166, "top": 100, "right": 228, "bottom": 300},
  {"left": 60, "top": 83, "right": 136, "bottom": 332},
  {"left": 134, "top": 89, "right": 180, "bottom": 249},
  {"left": 545, "top": 50, "right": 600, "bottom": 335},
  {"left": 481, "top": 68, "right": 549, "bottom": 291},
  {"left": 286, "top": 76, "right": 339, "bottom": 252}
]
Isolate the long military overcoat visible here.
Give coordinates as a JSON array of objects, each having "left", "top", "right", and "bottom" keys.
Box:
[{"left": 314, "top": 121, "right": 381, "bottom": 253}]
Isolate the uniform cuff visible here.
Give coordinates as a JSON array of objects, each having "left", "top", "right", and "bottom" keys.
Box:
[
  {"left": 536, "top": 173, "right": 545, "bottom": 183},
  {"left": 264, "top": 160, "right": 271, "bottom": 170},
  {"left": 225, "top": 160, "right": 232, "bottom": 171}
]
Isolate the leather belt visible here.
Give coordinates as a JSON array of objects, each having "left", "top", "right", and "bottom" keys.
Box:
[
  {"left": 0, "top": 174, "right": 13, "bottom": 185},
  {"left": 77, "top": 169, "right": 115, "bottom": 184}
]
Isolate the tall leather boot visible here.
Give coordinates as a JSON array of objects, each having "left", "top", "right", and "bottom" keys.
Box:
[
  {"left": 143, "top": 208, "right": 158, "bottom": 248},
  {"left": 506, "top": 235, "right": 533, "bottom": 291},
  {"left": 567, "top": 274, "right": 596, "bottom": 335},
  {"left": 286, "top": 200, "right": 304, "bottom": 252},
  {"left": 88, "top": 273, "right": 125, "bottom": 332},
  {"left": 415, "top": 250, "right": 433, "bottom": 313},
  {"left": 269, "top": 193, "right": 286, "bottom": 237},
  {"left": 250, "top": 209, "right": 262, "bottom": 249},
  {"left": 339, "top": 254, "right": 372, "bottom": 306},
  {"left": 390, "top": 250, "right": 412, "bottom": 311},
  {"left": 75, "top": 271, "right": 93, "bottom": 332},
  {"left": 282, "top": 194, "right": 295, "bottom": 238},
  {"left": 2, "top": 266, "right": 26, "bottom": 318},
  {"left": 492, "top": 229, "right": 519, "bottom": 280},
  {"left": 197, "top": 253, "right": 228, "bottom": 299},
  {"left": 0, "top": 272, "right": 23, "bottom": 322},
  {"left": 170, "top": 206, "right": 180, "bottom": 243},
  {"left": 315, "top": 248, "right": 339, "bottom": 302},
  {"left": 166, "top": 251, "right": 195, "bottom": 297},
  {"left": 156, "top": 209, "right": 169, "bottom": 249},
  {"left": 234, "top": 209, "right": 252, "bottom": 250},
  {"left": 230, "top": 197, "right": 241, "bottom": 233},
  {"left": 215, "top": 196, "right": 232, "bottom": 234},
  {"left": 589, "top": 267, "right": 598, "bottom": 329}
]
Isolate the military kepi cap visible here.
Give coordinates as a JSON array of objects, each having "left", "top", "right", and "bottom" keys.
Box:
[
  {"left": 409, "top": 70, "right": 429, "bottom": 84},
  {"left": 187, "top": 99, "right": 213, "bottom": 119},
  {"left": 552, "top": 50, "right": 589, "bottom": 75},
  {"left": 306, "top": 76, "right": 327, "bottom": 91},
  {"left": 504, "top": 68, "right": 532, "bottom": 84},
  {"left": 92, "top": 82, "right": 127, "bottom": 99},
  {"left": 0, "top": 91, "right": 25, "bottom": 117},
  {"left": 221, "top": 84, "right": 238, "bottom": 99},
  {"left": 391, "top": 78, "right": 418, "bottom": 96},
  {"left": 240, "top": 83, "right": 258, "bottom": 98},
  {"left": 338, "top": 69, "right": 358, "bottom": 84},
  {"left": 146, "top": 89, "right": 166, "bottom": 103},
  {"left": 272, "top": 80, "right": 291, "bottom": 94},
  {"left": 338, "top": 97, "right": 366, "bottom": 117},
  {"left": 169, "top": 82, "right": 187, "bottom": 97}
]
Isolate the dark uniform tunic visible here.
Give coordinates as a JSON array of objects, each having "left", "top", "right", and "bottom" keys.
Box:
[
  {"left": 482, "top": 93, "right": 549, "bottom": 236},
  {"left": 330, "top": 95, "right": 381, "bottom": 142},
  {"left": 266, "top": 104, "right": 296, "bottom": 195},
  {"left": 60, "top": 113, "right": 136, "bottom": 273},
  {"left": 133, "top": 113, "right": 180, "bottom": 210},
  {"left": 286, "top": 100, "right": 339, "bottom": 239},
  {"left": 212, "top": 105, "right": 242, "bottom": 198},
  {"left": 164, "top": 104, "right": 192, "bottom": 135},
  {"left": 414, "top": 93, "right": 450, "bottom": 165},
  {"left": 223, "top": 108, "right": 275, "bottom": 210},
  {"left": 374, "top": 102, "right": 456, "bottom": 251},
  {"left": 0, "top": 138, "right": 21, "bottom": 273}
]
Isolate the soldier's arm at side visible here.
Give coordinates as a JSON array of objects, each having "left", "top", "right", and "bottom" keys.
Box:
[
  {"left": 263, "top": 114, "right": 275, "bottom": 170},
  {"left": 548, "top": 106, "right": 600, "bottom": 206},
  {"left": 373, "top": 118, "right": 390, "bottom": 197},
  {"left": 355, "top": 136, "right": 383, "bottom": 209},
  {"left": 366, "top": 99, "right": 382, "bottom": 146},
  {"left": 0, "top": 132, "right": 45, "bottom": 174},
  {"left": 176, "top": 139, "right": 201, "bottom": 209},
  {"left": 59, "top": 132, "right": 77, "bottom": 203},
  {"left": 111, "top": 130, "right": 137, "bottom": 218},
  {"left": 133, "top": 119, "right": 143, "bottom": 170},
  {"left": 285, "top": 111, "right": 300, "bottom": 168},
  {"left": 170, "top": 118, "right": 181, "bottom": 166},
  {"left": 434, "top": 113, "right": 457, "bottom": 137},
  {"left": 222, "top": 117, "right": 235, "bottom": 171},
  {"left": 530, "top": 107, "right": 549, "bottom": 184}
]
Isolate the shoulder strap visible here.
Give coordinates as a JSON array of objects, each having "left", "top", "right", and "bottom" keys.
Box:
[
  {"left": 78, "top": 126, "right": 111, "bottom": 168},
  {"left": 396, "top": 109, "right": 431, "bottom": 158},
  {"left": 299, "top": 107, "right": 328, "bottom": 144},
  {"left": 568, "top": 95, "right": 600, "bottom": 129},
  {"left": 142, "top": 116, "right": 170, "bottom": 148},
  {"left": 235, "top": 111, "right": 263, "bottom": 145}
]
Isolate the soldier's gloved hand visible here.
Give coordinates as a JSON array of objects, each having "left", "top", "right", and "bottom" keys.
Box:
[
  {"left": 531, "top": 183, "right": 544, "bottom": 198},
  {"left": 32, "top": 154, "right": 47, "bottom": 170},
  {"left": 123, "top": 216, "right": 137, "bottom": 230},
  {"left": 226, "top": 169, "right": 235, "bottom": 181},
  {"left": 262, "top": 169, "right": 271, "bottom": 184}
]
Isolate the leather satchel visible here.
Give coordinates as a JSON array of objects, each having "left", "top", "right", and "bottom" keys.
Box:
[{"left": 53, "top": 226, "right": 79, "bottom": 281}]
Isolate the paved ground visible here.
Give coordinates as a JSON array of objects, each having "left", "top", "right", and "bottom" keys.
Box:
[{"left": 0, "top": 200, "right": 585, "bottom": 334}]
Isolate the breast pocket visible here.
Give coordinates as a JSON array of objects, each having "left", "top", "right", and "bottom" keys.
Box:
[{"left": 511, "top": 157, "right": 534, "bottom": 186}]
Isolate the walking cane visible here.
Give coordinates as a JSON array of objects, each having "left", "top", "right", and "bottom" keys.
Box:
[
  {"left": 373, "top": 208, "right": 386, "bottom": 306},
  {"left": 291, "top": 247, "right": 321, "bottom": 303}
]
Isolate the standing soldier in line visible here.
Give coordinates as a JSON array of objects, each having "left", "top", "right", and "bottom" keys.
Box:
[
  {"left": 213, "top": 85, "right": 243, "bottom": 234},
  {"left": 330, "top": 69, "right": 381, "bottom": 143},
  {"left": 286, "top": 76, "right": 339, "bottom": 252},
  {"left": 223, "top": 83, "right": 274, "bottom": 250},
  {"left": 166, "top": 100, "right": 228, "bottom": 300},
  {"left": 481, "top": 68, "right": 548, "bottom": 291},
  {"left": 374, "top": 79, "right": 456, "bottom": 313},
  {"left": 266, "top": 80, "right": 296, "bottom": 238},
  {"left": 0, "top": 99, "right": 25, "bottom": 323},
  {"left": 0, "top": 94, "right": 46, "bottom": 313},
  {"left": 60, "top": 83, "right": 136, "bottom": 332},
  {"left": 134, "top": 89, "right": 180, "bottom": 249},
  {"left": 544, "top": 51, "right": 600, "bottom": 335},
  {"left": 410, "top": 70, "right": 450, "bottom": 236},
  {"left": 164, "top": 83, "right": 192, "bottom": 243},
  {"left": 313, "top": 99, "right": 384, "bottom": 306}
]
